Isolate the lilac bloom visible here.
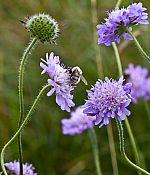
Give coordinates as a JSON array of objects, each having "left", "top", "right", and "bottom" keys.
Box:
[
  {"left": 97, "top": 3, "right": 149, "bottom": 46},
  {"left": 83, "top": 76, "right": 132, "bottom": 128},
  {"left": 4, "top": 161, "right": 37, "bottom": 175},
  {"left": 125, "top": 64, "right": 150, "bottom": 102},
  {"left": 61, "top": 106, "right": 96, "bottom": 135},
  {"left": 40, "top": 52, "right": 75, "bottom": 112},
  {"left": 144, "top": 78, "right": 150, "bottom": 100}
]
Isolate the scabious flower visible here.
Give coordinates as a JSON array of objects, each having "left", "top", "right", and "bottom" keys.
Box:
[
  {"left": 61, "top": 106, "right": 95, "bottom": 135},
  {"left": 83, "top": 76, "right": 132, "bottom": 128},
  {"left": 4, "top": 161, "right": 37, "bottom": 175},
  {"left": 124, "top": 64, "right": 149, "bottom": 102},
  {"left": 144, "top": 78, "right": 150, "bottom": 100},
  {"left": 21, "top": 13, "right": 60, "bottom": 44},
  {"left": 97, "top": 3, "right": 149, "bottom": 46},
  {"left": 40, "top": 52, "right": 75, "bottom": 112}
]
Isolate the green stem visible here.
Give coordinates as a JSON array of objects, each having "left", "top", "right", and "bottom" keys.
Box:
[
  {"left": 115, "top": 0, "right": 122, "bottom": 9},
  {"left": 126, "top": 27, "right": 150, "bottom": 63},
  {"left": 107, "top": 123, "right": 119, "bottom": 175},
  {"left": 114, "top": 0, "right": 144, "bottom": 174},
  {"left": 125, "top": 118, "right": 141, "bottom": 169},
  {"left": 18, "top": 37, "right": 37, "bottom": 175},
  {"left": 91, "top": 0, "right": 118, "bottom": 173},
  {"left": 91, "top": 0, "right": 103, "bottom": 78},
  {"left": 115, "top": 118, "right": 150, "bottom": 175},
  {"left": 1, "top": 84, "right": 50, "bottom": 175},
  {"left": 88, "top": 128, "right": 102, "bottom": 175},
  {"left": 112, "top": 42, "right": 142, "bottom": 175},
  {"left": 112, "top": 42, "right": 123, "bottom": 76},
  {"left": 144, "top": 101, "right": 150, "bottom": 161}
]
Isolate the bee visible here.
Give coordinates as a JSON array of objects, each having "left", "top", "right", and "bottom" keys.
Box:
[{"left": 69, "top": 66, "right": 88, "bottom": 86}]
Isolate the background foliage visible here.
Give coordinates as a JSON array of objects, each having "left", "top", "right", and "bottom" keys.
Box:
[{"left": 0, "top": 0, "right": 150, "bottom": 174}]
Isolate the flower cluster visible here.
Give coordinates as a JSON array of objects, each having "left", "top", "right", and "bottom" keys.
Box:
[
  {"left": 40, "top": 52, "right": 75, "bottom": 112},
  {"left": 61, "top": 106, "right": 95, "bottom": 135},
  {"left": 22, "top": 13, "right": 60, "bottom": 44},
  {"left": 4, "top": 161, "right": 37, "bottom": 175},
  {"left": 124, "top": 64, "right": 150, "bottom": 102},
  {"left": 97, "top": 3, "right": 149, "bottom": 46},
  {"left": 83, "top": 77, "right": 132, "bottom": 128}
]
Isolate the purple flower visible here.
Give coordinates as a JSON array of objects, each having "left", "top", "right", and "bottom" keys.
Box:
[
  {"left": 4, "top": 161, "right": 37, "bottom": 175},
  {"left": 83, "top": 76, "right": 132, "bottom": 128},
  {"left": 61, "top": 106, "right": 96, "bottom": 135},
  {"left": 97, "top": 3, "right": 149, "bottom": 46},
  {"left": 124, "top": 64, "right": 149, "bottom": 102},
  {"left": 40, "top": 52, "right": 75, "bottom": 112},
  {"left": 145, "top": 78, "right": 150, "bottom": 100}
]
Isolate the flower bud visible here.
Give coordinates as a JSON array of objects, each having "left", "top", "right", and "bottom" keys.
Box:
[{"left": 21, "top": 13, "right": 60, "bottom": 44}]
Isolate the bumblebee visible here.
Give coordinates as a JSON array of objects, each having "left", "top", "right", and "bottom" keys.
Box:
[{"left": 69, "top": 66, "right": 88, "bottom": 86}]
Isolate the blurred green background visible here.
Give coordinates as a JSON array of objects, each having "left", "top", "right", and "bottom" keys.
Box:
[{"left": 0, "top": 0, "right": 150, "bottom": 174}]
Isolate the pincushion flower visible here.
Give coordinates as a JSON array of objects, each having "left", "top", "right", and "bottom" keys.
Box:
[
  {"left": 125, "top": 64, "right": 150, "bottom": 102},
  {"left": 97, "top": 3, "right": 149, "bottom": 46},
  {"left": 40, "top": 52, "right": 75, "bottom": 112},
  {"left": 61, "top": 106, "right": 95, "bottom": 135},
  {"left": 83, "top": 76, "right": 132, "bottom": 128},
  {"left": 4, "top": 161, "right": 37, "bottom": 175}
]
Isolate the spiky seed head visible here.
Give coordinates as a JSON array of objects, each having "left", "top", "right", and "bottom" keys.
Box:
[{"left": 22, "top": 13, "right": 60, "bottom": 44}]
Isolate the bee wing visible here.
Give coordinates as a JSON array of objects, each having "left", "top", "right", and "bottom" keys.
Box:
[{"left": 81, "top": 75, "right": 88, "bottom": 85}]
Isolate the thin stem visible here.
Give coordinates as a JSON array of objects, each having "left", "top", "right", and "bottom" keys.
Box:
[
  {"left": 115, "top": 118, "right": 150, "bottom": 175},
  {"left": 115, "top": 0, "right": 122, "bottom": 9},
  {"left": 91, "top": 0, "right": 118, "bottom": 173},
  {"left": 18, "top": 37, "right": 37, "bottom": 175},
  {"left": 112, "top": 42, "right": 141, "bottom": 175},
  {"left": 144, "top": 101, "right": 150, "bottom": 161},
  {"left": 114, "top": 0, "right": 144, "bottom": 173},
  {"left": 107, "top": 123, "right": 119, "bottom": 175},
  {"left": 126, "top": 27, "right": 150, "bottom": 63},
  {"left": 112, "top": 42, "right": 123, "bottom": 76},
  {"left": 125, "top": 118, "right": 141, "bottom": 169},
  {"left": 91, "top": 0, "right": 103, "bottom": 78},
  {"left": 1, "top": 84, "right": 50, "bottom": 175},
  {"left": 112, "top": 41, "right": 142, "bottom": 175},
  {"left": 88, "top": 128, "right": 102, "bottom": 175}
]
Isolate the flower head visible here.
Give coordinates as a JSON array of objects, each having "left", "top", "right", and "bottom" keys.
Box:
[
  {"left": 124, "top": 64, "right": 149, "bottom": 102},
  {"left": 40, "top": 52, "right": 75, "bottom": 112},
  {"left": 97, "top": 3, "right": 148, "bottom": 46},
  {"left": 83, "top": 76, "right": 132, "bottom": 128},
  {"left": 61, "top": 106, "right": 95, "bottom": 135},
  {"left": 144, "top": 78, "right": 150, "bottom": 100},
  {"left": 4, "top": 161, "right": 37, "bottom": 175},
  {"left": 21, "top": 13, "right": 60, "bottom": 44}
]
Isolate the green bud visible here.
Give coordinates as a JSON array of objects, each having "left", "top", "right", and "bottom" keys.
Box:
[{"left": 21, "top": 13, "right": 60, "bottom": 44}]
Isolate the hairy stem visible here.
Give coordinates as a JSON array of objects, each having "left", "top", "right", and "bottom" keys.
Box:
[
  {"left": 125, "top": 119, "right": 141, "bottom": 171},
  {"left": 114, "top": 0, "right": 143, "bottom": 174},
  {"left": 112, "top": 41, "right": 142, "bottom": 175},
  {"left": 126, "top": 27, "right": 150, "bottom": 63},
  {"left": 115, "top": 118, "right": 150, "bottom": 175},
  {"left": 91, "top": 0, "right": 119, "bottom": 173},
  {"left": 1, "top": 84, "right": 50, "bottom": 175},
  {"left": 18, "top": 37, "right": 37, "bottom": 175},
  {"left": 91, "top": 0, "right": 119, "bottom": 174},
  {"left": 107, "top": 123, "right": 119, "bottom": 175},
  {"left": 88, "top": 128, "right": 102, "bottom": 175}
]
